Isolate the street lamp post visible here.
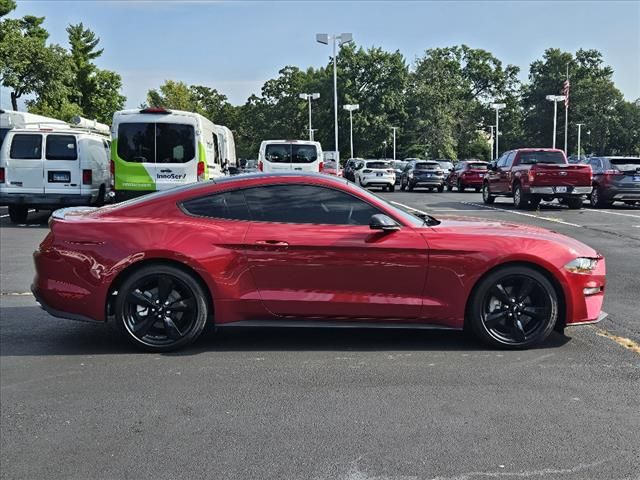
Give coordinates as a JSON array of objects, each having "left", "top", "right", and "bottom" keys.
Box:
[
  {"left": 382, "top": 140, "right": 388, "bottom": 159},
  {"left": 576, "top": 123, "right": 585, "bottom": 159},
  {"left": 391, "top": 127, "right": 398, "bottom": 161},
  {"left": 299, "top": 93, "right": 320, "bottom": 141},
  {"left": 490, "top": 103, "right": 506, "bottom": 158},
  {"left": 488, "top": 125, "right": 496, "bottom": 160},
  {"left": 545, "top": 95, "right": 566, "bottom": 149},
  {"left": 310, "top": 129, "right": 318, "bottom": 141},
  {"left": 316, "top": 32, "right": 353, "bottom": 166},
  {"left": 343, "top": 104, "right": 359, "bottom": 159}
]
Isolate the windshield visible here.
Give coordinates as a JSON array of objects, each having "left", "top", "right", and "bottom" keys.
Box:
[
  {"left": 467, "top": 162, "right": 488, "bottom": 170},
  {"left": 415, "top": 162, "right": 439, "bottom": 170},
  {"left": 610, "top": 158, "right": 640, "bottom": 172},
  {"left": 366, "top": 161, "right": 390, "bottom": 169},
  {"left": 438, "top": 161, "right": 453, "bottom": 169},
  {"left": 519, "top": 151, "right": 566, "bottom": 165}
]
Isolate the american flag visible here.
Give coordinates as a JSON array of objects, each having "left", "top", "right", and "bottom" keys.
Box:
[{"left": 563, "top": 79, "right": 570, "bottom": 108}]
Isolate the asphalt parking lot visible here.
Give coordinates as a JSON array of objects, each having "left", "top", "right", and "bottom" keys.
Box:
[{"left": 1, "top": 193, "right": 639, "bottom": 480}]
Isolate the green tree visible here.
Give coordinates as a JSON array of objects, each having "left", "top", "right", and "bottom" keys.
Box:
[
  {"left": 147, "top": 80, "right": 195, "bottom": 111},
  {"left": 0, "top": 5, "right": 71, "bottom": 110}
]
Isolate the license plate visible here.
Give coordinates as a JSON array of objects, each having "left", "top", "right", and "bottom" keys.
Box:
[
  {"left": 376, "top": 172, "right": 383, "bottom": 177},
  {"left": 555, "top": 186, "right": 568, "bottom": 193},
  {"left": 48, "top": 171, "right": 70, "bottom": 183}
]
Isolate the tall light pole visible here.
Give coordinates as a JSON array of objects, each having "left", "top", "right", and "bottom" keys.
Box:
[
  {"left": 299, "top": 92, "right": 320, "bottom": 141},
  {"left": 343, "top": 104, "right": 359, "bottom": 159},
  {"left": 316, "top": 33, "right": 353, "bottom": 167},
  {"left": 391, "top": 127, "right": 398, "bottom": 161},
  {"left": 545, "top": 95, "right": 566, "bottom": 149},
  {"left": 576, "top": 123, "right": 585, "bottom": 159},
  {"left": 488, "top": 125, "right": 496, "bottom": 160},
  {"left": 491, "top": 103, "right": 506, "bottom": 158},
  {"left": 310, "top": 129, "right": 318, "bottom": 141}
]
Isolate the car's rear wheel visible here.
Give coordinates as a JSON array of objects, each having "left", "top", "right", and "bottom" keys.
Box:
[
  {"left": 469, "top": 266, "right": 558, "bottom": 349},
  {"left": 513, "top": 184, "right": 529, "bottom": 210},
  {"left": 482, "top": 182, "right": 495, "bottom": 204},
  {"left": 400, "top": 179, "right": 406, "bottom": 191},
  {"left": 437, "top": 185, "right": 444, "bottom": 193},
  {"left": 590, "top": 187, "right": 611, "bottom": 208},
  {"left": 408, "top": 182, "right": 414, "bottom": 192},
  {"left": 8, "top": 205, "right": 28, "bottom": 224},
  {"left": 115, "top": 265, "right": 209, "bottom": 352}
]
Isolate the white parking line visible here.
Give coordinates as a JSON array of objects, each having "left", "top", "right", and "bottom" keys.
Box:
[
  {"left": 583, "top": 209, "right": 640, "bottom": 219},
  {"left": 462, "top": 202, "right": 583, "bottom": 228}
]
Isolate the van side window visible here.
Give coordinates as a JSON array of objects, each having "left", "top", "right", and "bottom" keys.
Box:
[
  {"left": 10, "top": 134, "right": 42, "bottom": 159},
  {"left": 46, "top": 135, "right": 78, "bottom": 160}
]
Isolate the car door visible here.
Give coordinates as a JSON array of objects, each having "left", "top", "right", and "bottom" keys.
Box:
[
  {"left": 3, "top": 133, "right": 44, "bottom": 195},
  {"left": 44, "top": 133, "right": 82, "bottom": 196},
  {"left": 241, "top": 183, "right": 429, "bottom": 319},
  {"left": 487, "top": 155, "right": 505, "bottom": 193},
  {"left": 494, "top": 152, "right": 513, "bottom": 193}
]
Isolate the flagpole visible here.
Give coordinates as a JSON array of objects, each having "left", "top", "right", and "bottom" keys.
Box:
[{"left": 564, "top": 63, "right": 569, "bottom": 155}]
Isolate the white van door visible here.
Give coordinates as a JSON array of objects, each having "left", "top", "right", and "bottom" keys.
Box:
[
  {"left": 153, "top": 123, "right": 198, "bottom": 190},
  {"left": 4, "top": 133, "right": 44, "bottom": 194},
  {"left": 264, "top": 143, "right": 293, "bottom": 171},
  {"left": 43, "top": 133, "right": 81, "bottom": 196}
]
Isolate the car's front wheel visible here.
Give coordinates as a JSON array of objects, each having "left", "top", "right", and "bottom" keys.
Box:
[
  {"left": 115, "top": 265, "right": 209, "bottom": 352},
  {"left": 482, "top": 183, "right": 495, "bottom": 204},
  {"left": 468, "top": 265, "right": 558, "bottom": 349}
]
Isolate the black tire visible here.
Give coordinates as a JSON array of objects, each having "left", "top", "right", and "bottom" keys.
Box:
[
  {"left": 457, "top": 179, "right": 465, "bottom": 192},
  {"left": 590, "top": 187, "right": 611, "bottom": 208},
  {"left": 8, "top": 205, "right": 28, "bottom": 224},
  {"left": 468, "top": 265, "right": 558, "bottom": 349},
  {"left": 93, "top": 185, "right": 106, "bottom": 207},
  {"left": 428, "top": 187, "right": 433, "bottom": 192},
  {"left": 115, "top": 265, "right": 210, "bottom": 352},
  {"left": 565, "top": 197, "right": 583, "bottom": 209},
  {"left": 437, "top": 185, "right": 444, "bottom": 193},
  {"left": 408, "top": 182, "right": 414, "bottom": 192},
  {"left": 388, "top": 184, "right": 395, "bottom": 192},
  {"left": 482, "top": 183, "right": 496, "bottom": 204},
  {"left": 400, "top": 181, "right": 406, "bottom": 191},
  {"left": 513, "top": 184, "right": 528, "bottom": 210},
  {"left": 446, "top": 183, "right": 453, "bottom": 192}
]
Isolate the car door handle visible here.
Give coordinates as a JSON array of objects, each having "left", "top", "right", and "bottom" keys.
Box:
[{"left": 254, "top": 240, "right": 289, "bottom": 247}]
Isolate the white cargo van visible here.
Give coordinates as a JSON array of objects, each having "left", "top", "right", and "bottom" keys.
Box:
[
  {"left": 258, "top": 140, "right": 323, "bottom": 173},
  {"left": 0, "top": 110, "right": 111, "bottom": 224}
]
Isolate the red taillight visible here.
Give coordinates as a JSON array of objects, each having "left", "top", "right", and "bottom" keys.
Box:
[
  {"left": 197, "top": 162, "right": 205, "bottom": 180},
  {"left": 258, "top": 161, "right": 263, "bottom": 172},
  {"left": 0, "top": 167, "right": 5, "bottom": 183},
  {"left": 319, "top": 161, "right": 324, "bottom": 172},
  {"left": 528, "top": 170, "right": 536, "bottom": 183},
  {"left": 139, "top": 107, "right": 170, "bottom": 114},
  {"left": 82, "top": 169, "right": 92, "bottom": 185}
]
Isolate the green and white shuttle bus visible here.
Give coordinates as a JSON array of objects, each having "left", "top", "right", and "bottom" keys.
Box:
[{"left": 111, "top": 108, "right": 236, "bottom": 202}]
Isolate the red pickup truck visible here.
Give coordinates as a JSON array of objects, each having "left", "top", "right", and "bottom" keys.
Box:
[{"left": 482, "top": 148, "right": 593, "bottom": 209}]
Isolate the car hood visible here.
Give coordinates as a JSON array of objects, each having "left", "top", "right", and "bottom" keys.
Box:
[{"left": 431, "top": 215, "right": 598, "bottom": 257}]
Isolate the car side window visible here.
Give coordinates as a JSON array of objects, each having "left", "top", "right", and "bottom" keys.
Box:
[
  {"left": 589, "top": 158, "right": 602, "bottom": 171},
  {"left": 181, "top": 189, "right": 252, "bottom": 221},
  {"left": 243, "top": 184, "right": 382, "bottom": 226},
  {"left": 496, "top": 153, "right": 508, "bottom": 168},
  {"left": 505, "top": 152, "right": 516, "bottom": 167},
  {"left": 46, "top": 135, "right": 78, "bottom": 161}
]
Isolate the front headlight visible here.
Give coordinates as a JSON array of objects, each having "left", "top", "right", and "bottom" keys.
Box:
[{"left": 564, "top": 257, "right": 598, "bottom": 274}]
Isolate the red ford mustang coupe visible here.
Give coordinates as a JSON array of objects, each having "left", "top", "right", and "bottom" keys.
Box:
[{"left": 32, "top": 173, "right": 606, "bottom": 352}]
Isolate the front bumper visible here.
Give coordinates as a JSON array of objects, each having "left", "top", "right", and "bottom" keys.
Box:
[
  {"left": 0, "top": 193, "right": 93, "bottom": 208},
  {"left": 529, "top": 186, "right": 592, "bottom": 195},
  {"left": 563, "top": 256, "right": 607, "bottom": 326}
]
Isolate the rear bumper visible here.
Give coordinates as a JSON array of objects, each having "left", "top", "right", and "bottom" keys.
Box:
[
  {"left": 32, "top": 284, "right": 101, "bottom": 323},
  {"left": 0, "top": 193, "right": 93, "bottom": 208},
  {"left": 361, "top": 176, "right": 395, "bottom": 186},
  {"left": 529, "top": 186, "right": 592, "bottom": 195},
  {"left": 459, "top": 177, "right": 484, "bottom": 187},
  {"left": 411, "top": 177, "right": 444, "bottom": 186},
  {"left": 600, "top": 187, "right": 640, "bottom": 201}
]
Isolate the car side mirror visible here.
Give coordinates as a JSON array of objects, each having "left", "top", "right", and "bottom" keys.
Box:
[
  {"left": 369, "top": 214, "right": 400, "bottom": 232},
  {"left": 488, "top": 162, "right": 497, "bottom": 171}
]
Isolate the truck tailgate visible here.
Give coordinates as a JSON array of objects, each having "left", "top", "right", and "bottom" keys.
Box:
[{"left": 531, "top": 164, "right": 592, "bottom": 186}]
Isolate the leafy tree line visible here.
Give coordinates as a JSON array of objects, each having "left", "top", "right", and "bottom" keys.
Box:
[
  {"left": 2, "top": 0, "right": 638, "bottom": 160},
  {"left": 0, "top": 0, "right": 125, "bottom": 123}
]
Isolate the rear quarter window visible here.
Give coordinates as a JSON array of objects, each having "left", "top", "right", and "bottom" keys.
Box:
[
  {"left": 10, "top": 134, "right": 42, "bottom": 159},
  {"left": 46, "top": 135, "right": 78, "bottom": 160},
  {"left": 181, "top": 189, "right": 251, "bottom": 221}
]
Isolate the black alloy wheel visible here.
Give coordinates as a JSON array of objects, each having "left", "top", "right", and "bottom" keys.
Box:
[
  {"left": 469, "top": 266, "right": 558, "bottom": 348},
  {"left": 115, "top": 265, "right": 209, "bottom": 352}
]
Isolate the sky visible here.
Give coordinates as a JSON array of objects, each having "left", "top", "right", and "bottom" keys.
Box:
[{"left": 2, "top": 0, "right": 639, "bottom": 110}]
